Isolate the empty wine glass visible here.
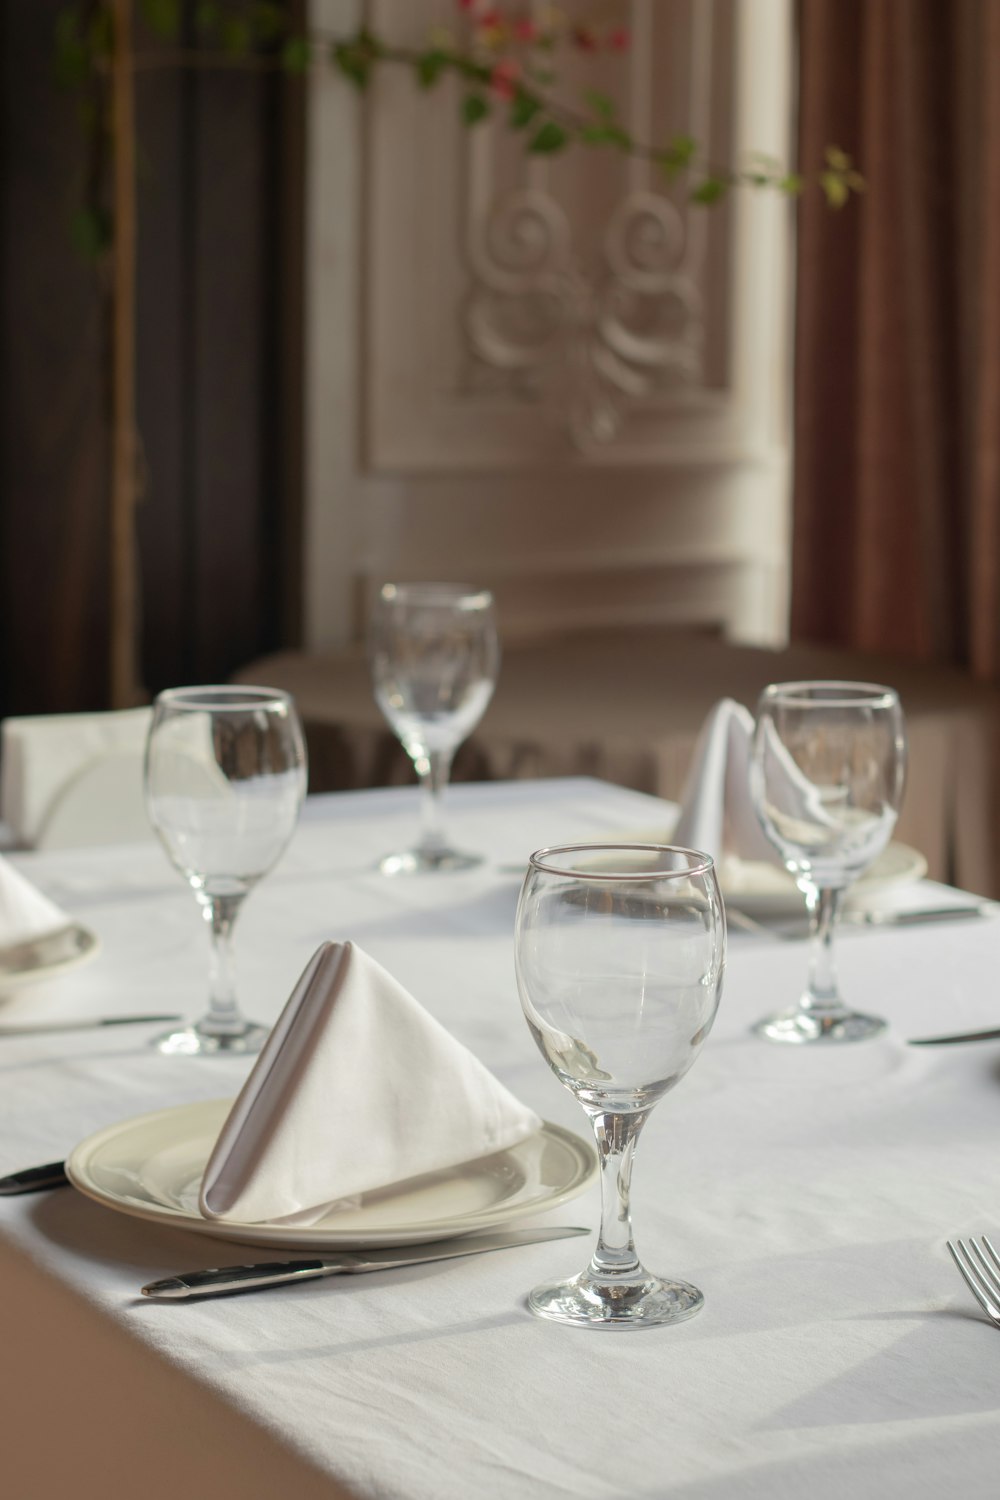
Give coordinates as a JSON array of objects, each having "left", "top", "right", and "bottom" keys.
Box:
[
  {"left": 369, "top": 583, "right": 499, "bottom": 874},
  {"left": 144, "top": 685, "right": 307, "bottom": 1055},
  {"left": 749, "top": 680, "right": 907, "bottom": 1045},
  {"left": 515, "top": 844, "right": 725, "bottom": 1329}
]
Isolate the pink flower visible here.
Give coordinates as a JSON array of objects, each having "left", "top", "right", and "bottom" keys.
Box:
[{"left": 490, "top": 57, "right": 519, "bottom": 99}]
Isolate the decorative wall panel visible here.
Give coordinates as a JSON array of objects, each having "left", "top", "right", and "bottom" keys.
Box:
[{"left": 305, "top": 0, "right": 794, "bottom": 647}]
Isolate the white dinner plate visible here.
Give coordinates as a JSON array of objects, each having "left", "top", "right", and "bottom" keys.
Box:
[
  {"left": 719, "top": 841, "right": 928, "bottom": 917},
  {"left": 0, "top": 922, "right": 100, "bottom": 991},
  {"left": 66, "top": 1099, "right": 598, "bottom": 1250}
]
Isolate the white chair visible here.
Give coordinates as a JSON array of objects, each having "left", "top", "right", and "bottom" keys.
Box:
[{"left": 0, "top": 708, "right": 153, "bottom": 850}]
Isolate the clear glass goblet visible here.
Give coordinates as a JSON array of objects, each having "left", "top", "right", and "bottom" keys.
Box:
[
  {"left": 515, "top": 844, "right": 725, "bottom": 1329},
  {"left": 144, "top": 685, "right": 307, "bottom": 1056},
  {"left": 369, "top": 583, "right": 499, "bottom": 874},
  {"left": 748, "top": 680, "right": 907, "bottom": 1045}
]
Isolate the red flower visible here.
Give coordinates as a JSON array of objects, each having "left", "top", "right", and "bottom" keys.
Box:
[
  {"left": 490, "top": 57, "right": 519, "bottom": 100},
  {"left": 572, "top": 25, "right": 597, "bottom": 51},
  {"left": 513, "top": 18, "right": 537, "bottom": 42},
  {"left": 607, "top": 27, "right": 630, "bottom": 51}
]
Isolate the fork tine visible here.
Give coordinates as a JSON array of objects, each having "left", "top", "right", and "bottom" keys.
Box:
[
  {"left": 969, "top": 1238, "right": 1000, "bottom": 1302},
  {"left": 947, "top": 1238, "right": 1000, "bottom": 1323},
  {"left": 981, "top": 1235, "right": 1000, "bottom": 1278}
]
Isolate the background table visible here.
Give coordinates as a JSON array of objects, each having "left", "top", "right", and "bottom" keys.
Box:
[{"left": 2, "top": 779, "right": 1000, "bottom": 1500}]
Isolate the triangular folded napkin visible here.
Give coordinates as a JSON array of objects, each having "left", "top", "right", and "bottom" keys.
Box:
[
  {"left": 200, "top": 941, "right": 542, "bottom": 1225},
  {"left": 672, "top": 699, "right": 778, "bottom": 866},
  {"left": 0, "top": 854, "right": 73, "bottom": 949}
]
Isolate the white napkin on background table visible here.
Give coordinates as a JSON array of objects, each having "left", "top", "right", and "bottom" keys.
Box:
[
  {"left": 0, "top": 854, "right": 74, "bottom": 948},
  {"left": 672, "top": 699, "right": 778, "bottom": 865},
  {"left": 199, "top": 941, "right": 542, "bottom": 1225}
]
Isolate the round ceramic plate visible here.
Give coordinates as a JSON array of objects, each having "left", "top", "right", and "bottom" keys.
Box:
[
  {"left": 0, "top": 923, "right": 100, "bottom": 991},
  {"left": 66, "top": 1098, "right": 598, "bottom": 1250},
  {"left": 719, "top": 841, "right": 928, "bottom": 917}
]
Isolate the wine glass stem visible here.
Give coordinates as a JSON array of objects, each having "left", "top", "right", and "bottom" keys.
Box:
[
  {"left": 587, "top": 1108, "right": 650, "bottom": 1280},
  {"left": 803, "top": 885, "right": 845, "bottom": 1015},
  {"left": 200, "top": 893, "right": 245, "bottom": 1035},
  {"left": 415, "top": 747, "right": 453, "bottom": 852}
]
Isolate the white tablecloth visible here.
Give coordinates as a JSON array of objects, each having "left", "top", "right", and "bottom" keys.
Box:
[{"left": 2, "top": 779, "right": 1000, "bottom": 1500}]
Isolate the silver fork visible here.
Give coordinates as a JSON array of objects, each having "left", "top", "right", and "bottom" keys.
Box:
[{"left": 947, "top": 1235, "right": 1000, "bottom": 1325}]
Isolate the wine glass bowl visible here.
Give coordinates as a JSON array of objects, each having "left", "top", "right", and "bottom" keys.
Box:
[
  {"left": 145, "top": 686, "right": 307, "bottom": 1056},
  {"left": 749, "top": 681, "right": 906, "bottom": 1044},
  {"left": 515, "top": 844, "right": 725, "bottom": 1329},
  {"left": 369, "top": 583, "right": 499, "bottom": 874}
]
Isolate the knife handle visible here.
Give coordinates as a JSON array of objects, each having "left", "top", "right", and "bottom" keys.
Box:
[
  {"left": 141, "top": 1259, "right": 342, "bottom": 1300},
  {"left": 0, "top": 1161, "right": 70, "bottom": 1195}
]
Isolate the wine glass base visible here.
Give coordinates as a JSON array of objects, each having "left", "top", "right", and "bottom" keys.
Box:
[
  {"left": 527, "top": 1270, "right": 704, "bottom": 1330},
  {"left": 151, "top": 1020, "right": 271, "bottom": 1056},
  {"left": 751, "top": 1008, "right": 887, "bottom": 1045},
  {"left": 377, "top": 847, "right": 483, "bottom": 876}
]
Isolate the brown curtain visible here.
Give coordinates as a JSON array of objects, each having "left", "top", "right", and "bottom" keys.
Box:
[{"left": 793, "top": 0, "right": 1000, "bottom": 678}]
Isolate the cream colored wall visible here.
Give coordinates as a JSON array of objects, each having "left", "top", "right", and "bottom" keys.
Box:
[{"left": 304, "top": 0, "right": 794, "bottom": 650}]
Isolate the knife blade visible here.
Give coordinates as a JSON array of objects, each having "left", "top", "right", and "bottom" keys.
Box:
[
  {"left": 0, "top": 1160, "right": 70, "bottom": 1194},
  {"left": 908, "top": 1026, "right": 1000, "bottom": 1046},
  {"left": 0, "top": 1014, "right": 182, "bottom": 1038},
  {"left": 141, "top": 1225, "right": 590, "bottom": 1300}
]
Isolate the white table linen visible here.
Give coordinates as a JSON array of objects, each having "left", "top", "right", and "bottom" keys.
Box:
[{"left": 2, "top": 778, "right": 1000, "bottom": 1500}]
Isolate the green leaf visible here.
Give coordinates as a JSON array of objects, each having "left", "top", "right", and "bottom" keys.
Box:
[
  {"left": 332, "top": 42, "right": 370, "bottom": 89},
  {"left": 691, "top": 176, "right": 728, "bottom": 205},
  {"left": 820, "top": 171, "right": 849, "bottom": 208},
  {"left": 138, "top": 0, "right": 180, "bottom": 38},
  {"left": 462, "top": 93, "right": 490, "bottom": 125},
  {"left": 252, "top": 3, "right": 287, "bottom": 42},
  {"left": 54, "top": 9, "right": 89, "bottom": 88},
  {"left": 281, "top": 36, "right": 312, "bottom": 73},
  {"left": 509, "top": 90, "right": 542, "bottom": 128},
  {"left": 529, "top": 120, "right": 569, "bottom": 154},
  {"left": 195, "top": 2, "right": 219, "bottom": 33},
  {"left": 654, "top": 134, "right": 697, "bottom": 180},
  {"left": 579, "top": 122, "right": 630, "bottom": 149},
  {"left": 220, "top": 16, "right": 251, "bottom": 55},
  {"left": 87, "top": 7, "right": 113, "bottom": 58},
  {"left": 825, "top": 145, "right": 851, "bottom": 171},
  {"left": 583, "top": 88, "right": 616, "bottom": 121},
  {"left": 416, "top": 50, "right": 448, "bottom": 88},
  {"left": 71, "top": 206, "right": 111, "bottom": 260},
  {"left": 779, "top": 172, "right": 804, "bottom": 196}
]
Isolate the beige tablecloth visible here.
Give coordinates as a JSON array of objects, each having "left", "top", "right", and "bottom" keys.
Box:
[{"left": 236, "top": 628, "right": 1000, "bottom": 896}]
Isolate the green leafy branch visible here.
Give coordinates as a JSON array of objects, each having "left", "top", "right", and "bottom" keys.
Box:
[{"left": 55, "top": 1, "right": 864, "bottom": 258}]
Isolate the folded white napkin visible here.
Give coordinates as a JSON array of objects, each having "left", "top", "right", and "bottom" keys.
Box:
[
  {"left": 0, "top": 854, "right": 72, "bottom": 948},
  {"left": 200, "top": 941, "right": 542, "bottom": 1225},
  {"left": 672, "top": 699, "right": 778, "bottom": 866},
  {"left": 1, "top": 707, "right": 151, "bottom": 848}
]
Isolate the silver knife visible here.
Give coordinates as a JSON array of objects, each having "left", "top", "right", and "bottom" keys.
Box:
[
  {"left": 0, "top": 1014, "right": 182, "bottom": 1038},
  {"left": 0, "top": 1160, "right": 70, "bottom": 1194},
  {"left": 141, "top": 1225, "right": 590, "bottom": 1300},
  {"left": 908, "top": 1027, "right": 1000, "bottom": 1046}
]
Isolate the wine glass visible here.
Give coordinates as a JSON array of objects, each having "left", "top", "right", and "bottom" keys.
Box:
[
  {"left": 369, "top": 583, "right": 499, "bottom": 874},
  {"left": 515, "top": 844, "right": 725, "bottom": 1329},
  {"left": 144, "top": 685, "right": 307, "bottom": 1055},
  {"left": 748, "top": 680, "right": 907, "bottom": 1045}
]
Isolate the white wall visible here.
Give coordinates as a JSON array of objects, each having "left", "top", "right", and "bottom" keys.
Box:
[{"left": 304, "top": 0, "right": 794, "bottom": 649}]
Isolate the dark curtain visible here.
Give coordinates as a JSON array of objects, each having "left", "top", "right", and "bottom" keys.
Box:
[
  {"left": 792, "top": 0, "right": 1000, "bottom": 678},
  {"left": 0, "top": 3, "right": 111, "bottom": 714},
  {"left": 0, "top": 2, "right": 303, "bottom": 718}
]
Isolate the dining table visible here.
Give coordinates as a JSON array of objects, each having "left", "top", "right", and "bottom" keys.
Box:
[{"left": 2, "top": 776, "right": 1000, "bottom": 1500}]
